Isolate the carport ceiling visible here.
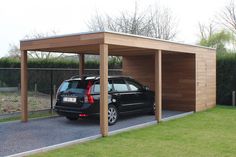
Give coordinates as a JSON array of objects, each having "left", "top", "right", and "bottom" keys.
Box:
[{"left": 20, "top": 31, "right": 214, "bottom": 56}]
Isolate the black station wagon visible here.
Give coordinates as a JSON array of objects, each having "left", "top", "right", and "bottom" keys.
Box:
[{"left": 54, "top": 76, "right": 155, "bottom": 125}]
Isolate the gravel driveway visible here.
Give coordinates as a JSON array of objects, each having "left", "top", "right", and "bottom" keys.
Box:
[{"left": 0, "top": 110, "right": 185, "bottom": 157}]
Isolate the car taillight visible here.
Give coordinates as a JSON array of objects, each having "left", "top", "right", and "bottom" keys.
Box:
[
  {"left": 85, "top": 81, "right": 94, "bottom": 104},
  {"left": 79, "top": 114, "right": 88, "bottom": 117}
]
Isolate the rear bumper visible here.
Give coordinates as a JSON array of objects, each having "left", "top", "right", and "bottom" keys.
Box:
[{"left": 54, "top": 103, "right": 99, "bottom": 117}]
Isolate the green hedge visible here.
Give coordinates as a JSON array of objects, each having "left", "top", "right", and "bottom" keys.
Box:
[
  {"left": 0, "top": 58, "right": 122, "bottom": 69},
  {"left": 217, "top": 52, "right": 236, "bottom": 105}
]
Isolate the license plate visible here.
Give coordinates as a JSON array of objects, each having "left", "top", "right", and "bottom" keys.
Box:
[{"left": 63, "top": 97, "right": 77, "bottom": 103}]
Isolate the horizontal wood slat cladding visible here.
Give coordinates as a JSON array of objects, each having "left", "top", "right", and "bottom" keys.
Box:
[
  {"left": 20, "top": 33, "right": 104, "bottom": 51},
  {"left": 104, "top": 32, "right": 213, "bottom": 54},
  {"left": 162, "top": 53, "right": 196, "bottom": 111},
  {"left": 122, "top": 53, "right": 196, "bottom": 112},
  {"left": 196, "top": 50, "right": 216, "bottom": 111},
  {"left": 21, "top": 32, "right": 215, "bottom": 55},
  {"left": 123, "top": 55, "right": 155, "bottom": 91}
]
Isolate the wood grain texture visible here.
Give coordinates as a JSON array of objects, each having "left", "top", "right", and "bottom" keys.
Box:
[
  {"left": 123, "top": 55, "right": 155, "bottom": 89},
  {"left": 20, "top": 33, "right": 104, "bottom": 51},
  {"left": 195, "top": 49, "right": 216, "bottom": 111},
  {"left": 162, "top": 53, "right": 196, "bottom": 111},
  {"left": 99, "top": 44, "right": 109, "bottom": 137},
  {"left": 123, "top": 52, "right": 196, "bottom": 112},
  {"left": 104, "top": 32, "right": 213, "bottom": 54},
  {"left": 155, "top": 50, "right": 162, "bottom": 121},
  {"left": 21, "top": 50, "right": 28, "bottom": 122},
  {"left": 20, "top": 32, "right": 214, "bottom": 56}
]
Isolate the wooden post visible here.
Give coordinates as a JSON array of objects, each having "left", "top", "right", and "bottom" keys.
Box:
[
  {"left": 155, "top": 50, "right": 162, "bottom": 122},
  {"left": 21, "top": 50, "right": 28, "bottom": 122},
  {"left": 79, "top": 54, "right": 85, "bottom": 77},
  {"left": 100, "top": 44, "right": 108, "bottom": 137}
]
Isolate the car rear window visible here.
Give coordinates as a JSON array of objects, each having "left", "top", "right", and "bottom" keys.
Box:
[{"left": 59, "top": 80, "right": 93, "bottom": 94}]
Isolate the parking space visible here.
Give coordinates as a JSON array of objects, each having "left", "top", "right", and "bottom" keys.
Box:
[{"left": 0, "top": 110, "right": 190, "bottom": 157}]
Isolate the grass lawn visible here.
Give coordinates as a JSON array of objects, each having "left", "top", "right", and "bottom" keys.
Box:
[{"left": 31, "top": 106, "right": 236, "bottom": 157}]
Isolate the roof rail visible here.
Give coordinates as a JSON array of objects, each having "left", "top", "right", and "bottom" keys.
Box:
[
  {"left": 70, "top": 75, "right": 133, "bottom": 80},
  {"left": 70, "top": 74, "right": 91, "bottom": 79},
  {"left": 70, "top": 75, "right": 80, "bottom": 79},
  {"left": 70, "top": 74, "right": 100, "bottom": 80},
  {"left": 109, "top": 75, "right": 133, "bottom": 79}
]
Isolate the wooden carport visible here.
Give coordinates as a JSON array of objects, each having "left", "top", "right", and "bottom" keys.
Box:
[{"left": 20, "top": 31, "right": 216, "bottom": 137}]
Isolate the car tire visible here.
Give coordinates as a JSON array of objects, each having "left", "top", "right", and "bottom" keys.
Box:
[
  {"left": 108, "top": 104, "right": 118, "bottom": 126},
  {"left": 66, "top": 116, "right": 79, "bottom": 121}
]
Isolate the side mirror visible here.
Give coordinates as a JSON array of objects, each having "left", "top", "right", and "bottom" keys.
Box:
[{"left": 143, "top": 86, "right": 149, "bottom": 91}]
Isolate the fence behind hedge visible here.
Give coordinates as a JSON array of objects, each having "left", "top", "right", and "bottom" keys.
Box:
[
  {"left": 0, "top": 68, "right": 122, "bottom": 94},
  {"left": 0, "top": 57, "right": 122, "bottom": 93}
]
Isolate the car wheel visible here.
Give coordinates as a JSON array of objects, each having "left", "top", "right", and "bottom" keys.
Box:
[
  {"left": 66, "top": 116, "right": 79, "bottom": 121},
  {"left": 108, "top": 105, "right": 118, "bottom": 126}
]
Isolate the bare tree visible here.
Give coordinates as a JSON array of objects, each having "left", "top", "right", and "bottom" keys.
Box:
[
  {"left": 150, "top": 7, "right": 177, "bottom": 40},
  {"left": 218, "top": 0, "right": 236, "bottom": 34},
  {"left": 87, "top": 3, "right": 178, "bottom": 40},
  {"left": 197, "top": 22, "right": 232, "bottom": 53},
  {"left": 198, "top": 22, "right": 215, "bottom": 40},
  {"left": 8, "top": 30, "right": 64, "bottom": 59},
  {"left": 8, "top": 43, "right": 21, "bottom": 58}
]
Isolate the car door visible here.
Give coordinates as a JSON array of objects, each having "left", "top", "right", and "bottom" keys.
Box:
[
  {"left": 112, "top": 78, "right": 133, "bottom": 112},
  {"left": 125, "top": 79, "right": 148, "bottom": 110},
  {"left": 91, "top": 80, "right": 113, "bottom": 104}
]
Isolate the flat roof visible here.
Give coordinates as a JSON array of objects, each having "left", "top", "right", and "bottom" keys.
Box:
[
  {"left": 21, "top": 31, "right": 215, "bottom": 50},
  {"left": 20, "top": 31, "right": 216, "bottom": 55}
]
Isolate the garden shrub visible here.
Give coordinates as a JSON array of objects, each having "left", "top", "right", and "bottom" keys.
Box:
[{"left": 217, "top": 52, "right": 236, "bottom": 105}]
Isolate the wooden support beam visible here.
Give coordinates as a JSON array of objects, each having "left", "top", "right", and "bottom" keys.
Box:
[
  {"left": 99, "top": 44, "right": 109, "bottom": 137},
  {"left": 21, "top": 50, "right": 28, "bottom": 122},
  {"left": 79, "top": 53, "right": 85, "bottom": 77},
  {"left": 155, "top": 50, "right": 162, "bottom": 122}
]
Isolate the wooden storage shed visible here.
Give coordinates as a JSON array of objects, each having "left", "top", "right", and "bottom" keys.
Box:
[
  {"left": 20, "top": 31, "right": 216, "bottom": 136},
  {"left": 123, "top": 52, "right": 216, "bottom": 112}
]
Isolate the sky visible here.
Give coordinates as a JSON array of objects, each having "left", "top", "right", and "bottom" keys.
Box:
[{"left": 0, "top": 0, "right": 230, "bottom": 57}]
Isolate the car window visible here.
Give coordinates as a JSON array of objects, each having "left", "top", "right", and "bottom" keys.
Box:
[
  {"left": 113, "top": 79, "right": 129, "bottom": 92},
  {"left": 59, "top": 80, "right": 93, "bottom": 94},
  {"left": 126, "top": 80, "right": 142, "bottom": 91},
  {"left": 93, "top": 81, "right": 112, "bottom": 93}
]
